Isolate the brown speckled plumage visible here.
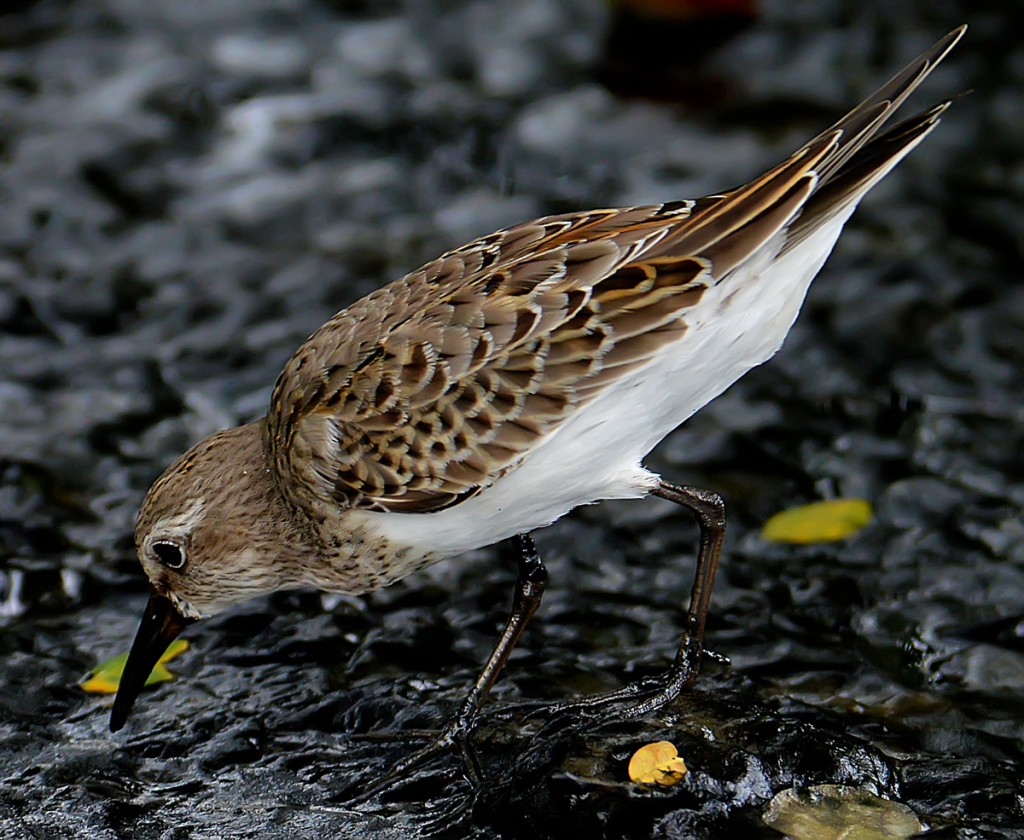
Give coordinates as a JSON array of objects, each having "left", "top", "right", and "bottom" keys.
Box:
[
  {"left": 263, "top": 25, "right": 963, "bottom": 522},
  {"left": 269, "top": 205, "right": 715, "bottom": 515}
]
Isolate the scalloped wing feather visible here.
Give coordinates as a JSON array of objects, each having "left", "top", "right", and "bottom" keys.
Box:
[
  {"left": 269, "top": 207, "right": 717, "bottom": 513},
  {"left": 267, "top": 26, "right": 964, "bottom": 517}
]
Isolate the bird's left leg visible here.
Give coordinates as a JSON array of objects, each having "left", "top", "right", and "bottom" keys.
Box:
[
  {"left": 359, "top": 532, "right": 548, "bottom": 789},
  {"left": 619, "top": 479, "right": 726, "bottom": 715},
  {"left": 545, "top": 478, "right": 726, "bottom": 718},
  {"left": 432, "top": 532, "right": 548, "bottom": 780}
]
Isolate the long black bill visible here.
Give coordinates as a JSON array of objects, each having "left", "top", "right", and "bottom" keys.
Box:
[{"left": 109, "top": 590, "right": 194, "bottom": 733}]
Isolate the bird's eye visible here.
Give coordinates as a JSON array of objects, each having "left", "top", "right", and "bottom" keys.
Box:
[{"left": 152, "top": 540, "right": 186, "bottom": 570}]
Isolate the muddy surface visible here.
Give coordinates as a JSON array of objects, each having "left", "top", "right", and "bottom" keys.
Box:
[{"left": 1, "top": 0, "right": 1022, "bottom": 837}]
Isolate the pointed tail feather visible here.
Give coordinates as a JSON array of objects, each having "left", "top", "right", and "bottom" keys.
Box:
[
  {"left": 664, "top": 132, "right": 838, "bottom": 263},
  {"left": 658, "top": 26, "right": 965, "bottom": 276},
  {"left": 782, "top": 101, "right": 952, "bottom": 252},
  {"left": 812, "top": 26, "right": 965, "bottom": 186}
]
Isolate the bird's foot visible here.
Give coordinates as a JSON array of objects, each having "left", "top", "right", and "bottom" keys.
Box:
[
  {"left": 548, "top": 636, "right": 725, "bottom": 721},
  {"left": 341, "top": 640, "right": 727, "bottom": 805},
  {"left": 340, "top": 706, "right": 482, "bottom": 805}
]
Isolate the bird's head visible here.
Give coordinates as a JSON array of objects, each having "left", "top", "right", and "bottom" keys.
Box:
[{"left": 110, "top": 421, "right": 295, "bottom": 732}]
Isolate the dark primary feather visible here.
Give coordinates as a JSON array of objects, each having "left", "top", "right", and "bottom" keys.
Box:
[{"left": 783, "top": 102, "right": 951, "bottom": 251}]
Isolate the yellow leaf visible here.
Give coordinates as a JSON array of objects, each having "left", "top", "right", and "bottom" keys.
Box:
[
  {"left": 80, "top": 639, "right": 190, "bottom": 695},
  {"left": 761, "top": 499, "right": 872, "bottom": 544},
  {"left": 628, "top": 741, "right": 688, "bottom": 786}
]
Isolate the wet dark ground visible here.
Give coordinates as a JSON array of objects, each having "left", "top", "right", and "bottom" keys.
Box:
[{"left": 1, "top": 0, "right": 1023, "bottom": 837}]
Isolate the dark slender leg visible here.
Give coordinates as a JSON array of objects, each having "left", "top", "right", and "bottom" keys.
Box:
[
  {"left": 628, "top": 480, "right": 726, "bottom": 710},
  {"left": 549, "top": 479, "right": 726, "bottom": 717},
  {"left": 347, "top": 484, "right": 722, "bottom": 800},
  {"left": 457, "top": 533, "right": 548, "bottom": 724},
  {"left": 361, "top": 533, "right": 548, "bottom": 789}
]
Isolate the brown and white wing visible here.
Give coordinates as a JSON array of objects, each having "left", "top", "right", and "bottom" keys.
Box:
[
  {"left": 267, "top": 26, "right": 964, "bottom": 517},
  {"left": 266, "top": 205, "right": 719, "bottom": 514}
]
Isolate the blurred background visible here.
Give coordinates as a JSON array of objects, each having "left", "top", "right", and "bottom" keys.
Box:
[{"left": 1, "top": 0, "right": 1022, "bottom": 837}]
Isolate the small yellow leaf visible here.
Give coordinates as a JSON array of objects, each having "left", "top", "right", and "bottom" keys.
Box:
[
  {"left": 80, "top": 639, "right": 190, "bottom": 695},
  {"left": 761, "top": 499, "right": 872, "bottom": 544},
  {"left": 79, "top": 673, "right": 121, "bottom": 694},
  {"left": 628, "top": 741, "right": 688, "bottom": 786}
]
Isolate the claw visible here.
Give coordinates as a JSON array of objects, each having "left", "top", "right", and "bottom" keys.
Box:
[{"left": 335, "top": 709, "right": 483, "bottom": 806}]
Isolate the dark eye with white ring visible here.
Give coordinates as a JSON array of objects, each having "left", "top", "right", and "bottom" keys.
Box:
[{"left": 152, "top": 540, "right": 186, "bottom": 570}]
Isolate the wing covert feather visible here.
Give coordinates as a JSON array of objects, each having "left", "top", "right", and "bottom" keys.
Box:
[{"left": 268, "top": 204, "right": 711, "bottom": 513}]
